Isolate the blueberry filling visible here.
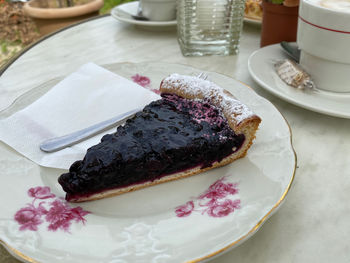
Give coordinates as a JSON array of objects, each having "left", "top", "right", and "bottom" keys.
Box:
[{"left": 58, "top": 94, "right": 245, "bottom": 200}]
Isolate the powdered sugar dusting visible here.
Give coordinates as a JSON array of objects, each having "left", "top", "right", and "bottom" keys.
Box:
[
  {"left": 161, "top": 74, "right": 255, "bottom": 125},
  {"left": 163, "top": 94, "right": 226, "bottom": 126}
]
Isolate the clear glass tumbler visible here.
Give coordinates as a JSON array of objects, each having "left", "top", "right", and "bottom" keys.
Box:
[{"left": 177, "top": 0, "right": 246, "bottom": 56}]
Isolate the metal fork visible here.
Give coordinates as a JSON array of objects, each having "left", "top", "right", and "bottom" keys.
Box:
[
  {"left": 40, "top": 73, "right": 210, "bottom": 153},
  {"left": 40, "top": 107, "right": 142, "bottom": 153}
]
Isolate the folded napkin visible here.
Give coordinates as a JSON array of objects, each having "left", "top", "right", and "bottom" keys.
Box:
[{"left": 0, "top": 63, "right": 161, "bottom": 169}]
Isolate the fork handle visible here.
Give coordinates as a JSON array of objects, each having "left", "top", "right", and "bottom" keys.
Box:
[{"left": 40, "top": 107, "right": 142, "bottom": 153}]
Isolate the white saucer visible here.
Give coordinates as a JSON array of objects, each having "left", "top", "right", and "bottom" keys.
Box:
[
  {"left": 111, "top": 1, "right": 177, "bottom": 27},
  {"left": 248, "top": 44, "right": 350, "bottom": 119},
  {"left": 244, "top": 16, "right": 261, "bottom": 25}
]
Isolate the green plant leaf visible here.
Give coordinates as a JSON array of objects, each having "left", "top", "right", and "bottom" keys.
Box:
[
  {"left": 1, "top": 42, "right": 8, "bottom": 54},
  {"left": 100, "top": 0, "right": 135, "bottom": 14}
]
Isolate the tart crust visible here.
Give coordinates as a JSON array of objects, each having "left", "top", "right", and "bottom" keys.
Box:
[{"left": 67, "top": 74, "right": 261, "bottom": 202}]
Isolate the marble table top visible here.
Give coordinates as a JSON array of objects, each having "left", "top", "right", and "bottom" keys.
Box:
[{"left": 1, "top": 15, "right": 349, "bottom": 263}]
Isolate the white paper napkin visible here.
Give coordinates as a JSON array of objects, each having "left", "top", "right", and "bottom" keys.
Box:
[{"left": 0, "top": 63, "right": 161, "bottom": 169}]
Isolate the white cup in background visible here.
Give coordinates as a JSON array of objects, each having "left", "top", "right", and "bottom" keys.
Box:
[
  {"left": 140, "top": 0, "right": 177, "bottom": 21},
  {"left": 297, "top": 0, "right": 350, "bottom": 93}
]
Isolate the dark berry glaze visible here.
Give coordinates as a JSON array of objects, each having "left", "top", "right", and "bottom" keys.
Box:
[{"left": 58, "top": 94, "right": 245, "bottom": 201}]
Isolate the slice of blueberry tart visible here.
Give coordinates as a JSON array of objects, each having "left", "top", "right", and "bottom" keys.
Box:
[{"left": 58, "top": 74, "right": 261, "bottom": 202}]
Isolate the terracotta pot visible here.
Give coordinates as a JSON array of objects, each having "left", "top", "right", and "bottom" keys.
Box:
[
  {"left": 24, "top": 0, "right": 104, "bottom": 36},
  {"left": 260, "top": 1, "right": 299, "bottom": 47}
]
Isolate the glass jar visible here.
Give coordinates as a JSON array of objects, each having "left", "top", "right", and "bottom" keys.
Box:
[{"left": 177, "top": 0, "right": 246, "bottom": 56}]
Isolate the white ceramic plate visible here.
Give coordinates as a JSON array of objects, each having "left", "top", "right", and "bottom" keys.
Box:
[
  {"left": 248, "top": 44, "right": 350, "bottom": 119},
  {"left": 111, "top": 1, "right": 177, "bottom": 27},
  {"left": 0, "top": 62, "right": 295, "bottom": 263}
]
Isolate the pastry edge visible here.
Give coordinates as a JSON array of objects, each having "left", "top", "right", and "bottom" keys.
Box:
[{"left": 159, "top": 73, "right": 262, "bottom": 133}]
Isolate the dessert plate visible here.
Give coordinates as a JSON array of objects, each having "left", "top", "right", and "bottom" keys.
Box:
[
  {"left": 111, "top": 1, "right": 177, "bottom": 27},
  {"left": 0, "top": 62, "right": 296, "bottom": 263},
  {"left": 248, "top": 44, "right": 350, "bottom": 119}
]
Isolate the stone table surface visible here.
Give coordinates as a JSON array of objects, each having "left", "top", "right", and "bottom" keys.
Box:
[{"left": 0, "top": 15, "right": 349, "bottom": 263}]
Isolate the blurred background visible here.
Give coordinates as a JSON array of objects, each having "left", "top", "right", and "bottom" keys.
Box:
[{"left": 0, "top": 0, "right": 134, "bottom": 67}]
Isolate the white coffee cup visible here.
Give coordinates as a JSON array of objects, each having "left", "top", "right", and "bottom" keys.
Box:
[
  {"left": 140, "top": 0, "right": 176, "bottom": 21},
  {"left": 297, "top": 0, "right": 350, "bottom": 92}
]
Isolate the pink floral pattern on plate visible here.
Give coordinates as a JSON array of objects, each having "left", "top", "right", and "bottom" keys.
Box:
[
  {"left": 175, "top": 177, "right": 241, "bottom": 218},
  {"left": 131, "top": 74, "right": 151, "bottom": 88},
  {"left": 14, "top": 186, "right": 90, "bottom": 232},
  {"left": 131, "top": 74, "right": 160, "bottom": 94}
]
